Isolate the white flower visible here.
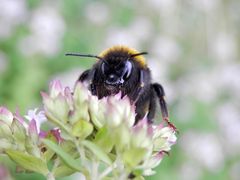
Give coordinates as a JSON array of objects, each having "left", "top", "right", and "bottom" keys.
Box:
[{"left": 25, "top": 108, "right": 47, "bottom": 133}]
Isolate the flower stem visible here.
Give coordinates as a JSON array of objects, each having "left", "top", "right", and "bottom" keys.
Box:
[
  {"left": 99, "top": 162, "right": 118, "bottom": 179},
  {"left": 47, "top": 173, "right": 55, "bottom": 180},
  {"left": 91, "top": 161, "right": 99, "bottom": 180},
  {"left": 74, "top": 140, "right": 86, "bottom": 160}
]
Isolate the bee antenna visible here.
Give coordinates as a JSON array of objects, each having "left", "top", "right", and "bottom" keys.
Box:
[
  {"left": 131, "top": 52, "right": 148, "bottom": 58},
  {"left": 65, "top": 53, "right": 109, "bottom": 64}
]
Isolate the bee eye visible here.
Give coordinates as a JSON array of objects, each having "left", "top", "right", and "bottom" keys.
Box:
[
  {"left": 101, "top": 62, "right": 108, "bottom": 74},
  {"left": 122, "top": 61, "right": 132, "bottom": 79}
]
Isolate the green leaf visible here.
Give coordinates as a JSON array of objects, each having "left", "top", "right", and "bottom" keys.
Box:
[
  {"left": 122, "top": 148, "right": 147, "bottom": 168},
  {"left": 94, "top": 126, "right": 114, "bottom": 153},
  {"left": 72, "top": 120, "right": 93, "bottom": 139},
  {"left": 6, "top": 150, "right": 49, "bottom": 175},
  {"left": 42, "top": 139, "right": 83, "bottom": 172},
  {"left": 82, "top": 140, "right": 112, "bottom": 165},
  {"left": 53, "top": 164, "right": 75, "bottom": 178}
]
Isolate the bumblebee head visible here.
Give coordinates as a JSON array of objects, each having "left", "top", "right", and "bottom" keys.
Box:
[
  {"left": 100, "top": 58, "right": 133, "bottom": 86},
  {"left": 99, "top": 46, "right": 147, "bottom": 87},
  {"left": 65, "top": 45, "right": 148, "bottom": 88}
]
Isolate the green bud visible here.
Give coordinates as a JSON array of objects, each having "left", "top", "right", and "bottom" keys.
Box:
[
  {"left": 11, "top": 119, "right": 26, "bottom": 149},
  {"left": 72, "top": 120, "right": 93, "bottom": 139},
  {"left": 0, "top": 121, "right": 12, "bottom": 138}
]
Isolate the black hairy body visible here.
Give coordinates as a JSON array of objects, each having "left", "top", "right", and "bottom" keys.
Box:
[{"left": 68, "top": 45, "right": 171, "bottom": 125}]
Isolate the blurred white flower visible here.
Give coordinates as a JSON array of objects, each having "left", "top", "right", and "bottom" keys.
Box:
[
  {"left": 175, "top": 71, "right": 218, "bottom": 103},
  {"left": 179, "top": 64, "right": 240, "bottom": 104},
  {"left": 192, "top": 72, "right": 217, "bottom": 103},
  {"left": 0, "top": 0, "right": 27, "bottom": 20},
  {"left": 0, "top": 0, "right": 27, "bottom": 38},
  {"left": 51, "top": 68, "right": 84, "bottom": 91},
  {"left": 215, "top": 103, "right": 240, "bottom": 155},
  {"left": 128, "top": 17, "right": 153, "bottom": 42},
  {"left": 230, "top": 162, "right": 240, "bottom": 180},
  {"left": 85, "top": 2, "right": 109, "bottom": 25},
  {"left": 148, "top": 0, "right": 177, "bottom": 14},
  {"left": 180, "top": 132, "right": 224, "bottom": 172},
  {"left": 151, "top": 36, "right": 181, "bottom": 63},
  {"left": 148, "top": 58, "right": 168, "bottom": 83},
  {"left": 0, "top": 23, "right": 13, "bottom": 39},
  {"left": 211, "top": 33, "right": 237, "bottom": 62},
  {"left": 228, "top": 2, "right": 240, "bottom": 25},
  {"left": 174, "top": 100, "right": 195, "bottom": 123},
  {"left": 179, "top": 161, "right": 202, "bottom": 180},
  {"left": 191, "top": 0, "right": 219, "bottom": 12},
  {"left": 105, "top": 27, "right": 140, "bottom": 49},
  {"left": 105, "top": 17, "right": 154, "bottom": 50},
  {"left": 18, "top": 5, "right": 65, "bottom": 57},
  {"left": 217, "top": 64, "right": 240, "bottom": 97}
]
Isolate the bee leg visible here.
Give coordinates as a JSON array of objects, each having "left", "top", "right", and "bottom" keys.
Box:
[
  {"left": 78, "top": 69, "right": 91, "bottom": 82},
  {"left": 152, "top": 83, "right": 177, "bottom": 132},
  {"left": 78, "top": 69, "right": 97, "bottom": 95},
  {"left": 147, "top": 89, "right": 156, "bottom": 124},
  {"left": 134, "top": 70, "right": 145, "bottom": 103}
]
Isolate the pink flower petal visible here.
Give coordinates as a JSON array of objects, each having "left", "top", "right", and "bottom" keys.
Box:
[
  {"left": 114, "top": 91, "right": 122, "bottom": 100},
  {"left": 39, "top": 130, "right": 48, "bottom": 138},
  {"left": 0, "top": 107, "right": 12, "bottom": 117},
  {"left": 28, "top": 119, "right": 38, "bottom": 135},
  {"left": 40, "top": 91, "right": 50, "bottom": 100},
  {"left": 0, "top": 106, "right": 13, "bottom": 125},
  {"left": 39, "top": 129, "right": 63, "bottom": 143},
  {"left": 50, "top": 80, "right": 62, "bottom": 92},
  {"left": 133, "top": 118, "right": 148, "bottom": 131},
  {"left": 14, "top": 108, "right": 24, "bottom": 124},
  {"left": 50, "top": 129, "right": 63, "bottom": 143}
]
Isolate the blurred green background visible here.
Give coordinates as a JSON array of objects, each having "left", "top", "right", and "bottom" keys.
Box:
[{"left": 0, "top": 0, "right": 240, "bottom": 179}]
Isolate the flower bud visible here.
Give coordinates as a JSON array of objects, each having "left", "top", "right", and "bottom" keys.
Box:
[
  {"left": 88, "top": 96, "right": 106, "bottom": 129},
  {"left": 42, "top": 92, "right": 70, "bottom": 124},
  {"left": 49, "top": 80, "right": 64, "bottom": 99},
  {"left": 0, "top": 107, "right": 13, "bottom": 126},
  {"left": 153, "top": 126, "right": 177, "bottom": 152}
]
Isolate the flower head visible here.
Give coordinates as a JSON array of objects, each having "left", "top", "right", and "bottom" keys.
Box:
[
  {"left": 0, "top": 80, "right": 177, "bottom": 180},
  {"left": 41, "top": 80, "right": 177, "bottom": 177}
]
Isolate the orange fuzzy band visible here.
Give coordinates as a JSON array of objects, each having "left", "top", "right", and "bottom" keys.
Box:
[{"left": 99, "top": 45, "right": 147, "bottom": 68}]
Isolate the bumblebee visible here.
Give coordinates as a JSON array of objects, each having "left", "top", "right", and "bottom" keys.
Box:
[{"left": 66, "top": 45, "right": 175, "bottom": 128}]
